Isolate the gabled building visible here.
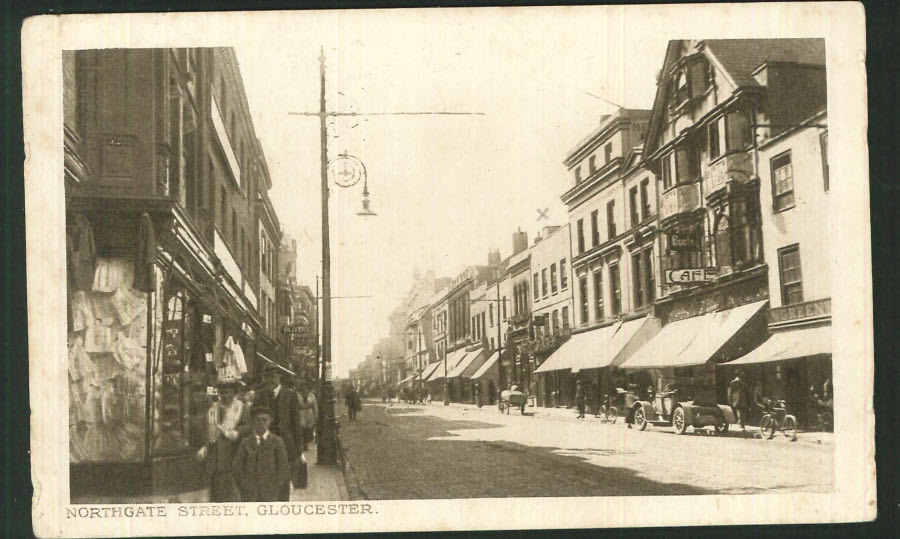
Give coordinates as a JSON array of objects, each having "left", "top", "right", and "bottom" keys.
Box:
[{"left": 619, "top": 39, "right": 826, "bottom": 406}]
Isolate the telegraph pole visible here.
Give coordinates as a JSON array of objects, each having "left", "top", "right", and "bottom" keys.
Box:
[{"left": 290, "top": 47, "right": 484, "bottom": 466}]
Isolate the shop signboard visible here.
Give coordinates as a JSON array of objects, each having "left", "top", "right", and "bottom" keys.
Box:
[
  {"left": 767, "top": 298, "right": 831, "bottom": 326},
  {"left": 665, "top": 267, "right": 717, "bottom": 284},
  {"left": 668, "top": 230, "right": 701, "bottom": 252},
  {"left": 282, "top": 324, "right": 310, "bottom": 335}
]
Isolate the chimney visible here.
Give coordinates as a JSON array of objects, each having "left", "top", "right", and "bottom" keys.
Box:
[
  {"left": 488, "top": 248, "right": 501, "bottom": 267},
  {"left": 512, "top": 228, "right": 528, "bottom": 255}
]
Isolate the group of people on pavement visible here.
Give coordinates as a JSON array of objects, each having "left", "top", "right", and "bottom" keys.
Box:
[{"left": 196, "top": 365, "right": 318, "bottom": 502}]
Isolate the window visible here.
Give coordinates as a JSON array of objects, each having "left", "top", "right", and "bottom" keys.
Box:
[
  {"left": 661, "top": 152, "right": 673, "bottom": 190},
  {"left": 541, "top": 268, "right": 548, "bottom": 298},
  {"left": 643, "top": 248, "right": 655, "bottom": 304},
  {"left": 629, "top": 186, "right": 639, "bottom": 227},
  {"left": 589, "top": 155, "right": 597, "bottom": 174},
  {"left": 490, "top": 337, "right": 495, "bottom": 350},
  {"left": 593, "top": 270, "right": 604, "bottom": 321},
  {"left": 604, "top": 142, "right": 613, "bottom": 163},
  {"left": 726, "top": 107, "right": 752, "bottom": 152},
  {"left": 220, "top": 187, "right": 227, "bottom": 232},
  {"left": 632, "top": 251, "right": 644, "bottom": 308},
  {"left": 590, "top": 210, "right": 599, "bottom": 247},
  {"left": 609, "top": 263, "right": 621, "bottom": 315},
  {"left": 560, "top": 259, "right": 568, "bottom": 289},
  {"left": 551, "top": 263, "right": 558, "bottom": 294},
  {"left": 640, "top": 178, "right": 651, "bottom": 220},
  {"left": 674, "top": 70, "right": 689, "bottom": 105},
  {"left": 574, "top": 166, "right": 582, "bottom": 184},
  {"left": 820, "top": 131, "right": 829, "bottom": 192},
  {"left": 689, "top": 60, "right": 709, "bottom": 97},
  {"left": 561, "top": 306, "right": 570, "bottom": 329},
  {"left": 771, "top": 151, "right": 794, "bottom": 211},
  {"left": 489, "top": 304, "right": 494, "bottom": 326},
  {"left": 607, "top": 200, "right": 616, "bottom": 239},
  {"left": 675, "top": 143, "right": 700, "bottom": 183},
  {"left": 552, "top": 310, "right": 559, "bottom": 332},
  {"left": 577, "top": 219, "right": 585, "bottom": 254},
  {"left": 708, "top": 119, "right": 721, "bottom": 159},
  {"left": 231, "top": 210, "right": 237, "bottom": 248},
  {"left": 579, "top": 275, "right": 589, "bottom": 325},
  {"left": 503, "top": 297, "right": 507, "bottom": 320},
  {"left": 241, "top": 229, "right": 246, "bottom": 269},
  {"left": 778, "top": 245, "right": 804, "bottom": 305},
  {"left": 533, "top": 273, "right": 540, "bottom": 301}
]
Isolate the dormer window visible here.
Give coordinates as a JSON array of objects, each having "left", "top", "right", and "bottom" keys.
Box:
[{"left": 674, "top": 69, "right": 690, "bottom": 106}]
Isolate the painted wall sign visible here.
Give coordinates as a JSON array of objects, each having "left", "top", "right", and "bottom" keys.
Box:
[
  {"left": 665, "top": 267, "right": 717, "bottom": 284},
  {"left": 768, "top": 298, "right": 831, "bottom": 325}
]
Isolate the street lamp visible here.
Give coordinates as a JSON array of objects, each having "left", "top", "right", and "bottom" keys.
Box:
[{"left": 289, "top": 47, "right": 483, "bottom": 466}]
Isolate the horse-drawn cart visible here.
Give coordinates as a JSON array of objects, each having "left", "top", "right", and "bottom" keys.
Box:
[{"left": 498, "top": 388, "right": 526, "bottom": 415}]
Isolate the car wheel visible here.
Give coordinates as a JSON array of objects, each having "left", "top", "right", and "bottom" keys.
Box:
[
  {"left": 672, "top": 406, "right": 687, "bottom": 435},
  {"left": 634, "top": 405, "right": 648, "bottom": 431}
]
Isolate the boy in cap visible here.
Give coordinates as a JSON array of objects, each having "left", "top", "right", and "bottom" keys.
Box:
[{"left": 232, "top": 404, "right": 291, "bottom": 502}]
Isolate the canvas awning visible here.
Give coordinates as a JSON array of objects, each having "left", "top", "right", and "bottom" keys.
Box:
[
  {"left": 428, "top": 348, "right": 468, "bottom": 381},
  {"left": 574, "top": 315, "right": 661, "bottom": 372},
  {"left": 727, "top": 325, "right": 831, "bottom": 365},
  {"left": 533, "top": 322, "right": 622, "bottom": 374},
  {"left": 471, "top": 352, "right": 499, "bottom": 380},
  {"left": 419, "top": 361, "right": 442, "bottom": 381},
  {"left": 448, "top": 348, "right": 487, "bottom": 378},
  {"left": 397, "top": 374, "right": 416, "bottom": 385},
  {"left": 620, "top": 300, "right": 768, "bottom": 370},
  {"left": 257, "top": 352, "right": 295, "bottom": 376}
]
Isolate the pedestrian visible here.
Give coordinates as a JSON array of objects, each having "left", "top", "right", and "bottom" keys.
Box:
[
  {"left": 346, "top": 385, "right": 361, "bottom": 420},
  {"left": 196, "top": 378, "right": 250, "bottom": 501},
  {"left": 575, "top": 380, "right": 586, "bottom": 419},
  {"left": 254, "top": 365, "right": 304, "bottom": 498},
  {"left": 298, "top": 382, "right": 318, "bottom": 450},
  {"left": 231, "top": 405, "right": 291, "bottom": 502},
  {"left": 728, "top": 370, "right": 749, "bottom": 431},
  {"left": 474, "top": 381, "right": 482, "bottom": 408},
  {"left": 624, "top": 383, "right": 637, "bottom": 429}
]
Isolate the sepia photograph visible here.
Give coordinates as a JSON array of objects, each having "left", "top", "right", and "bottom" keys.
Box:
[{"left": 24, "top": 4, "right": 872, "bottom": 535}]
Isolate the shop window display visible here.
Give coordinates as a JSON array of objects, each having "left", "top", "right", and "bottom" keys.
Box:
[{"left": 68, "top": 258, "right": 148, "bottom": 463}]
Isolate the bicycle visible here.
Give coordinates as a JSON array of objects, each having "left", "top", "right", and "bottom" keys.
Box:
[
  {"left": 598, "top": 393, "right": 618, "bottom": 424},
  {"left": 758, "top": 400, "right": 797, "bottom": 441}
]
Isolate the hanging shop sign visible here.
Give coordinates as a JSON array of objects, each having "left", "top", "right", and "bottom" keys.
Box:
[
  {"left": 282, "top": 324, "right": 310, "bottom": 335},
  {"left": 202, "top": 314, "right": 212, "bottom": 324},
  {"left": 665, "top": 267, "right": 718, "bottom": 284},
  {"left": 242, "top": 322, "right": 254, "bottom": 339},
  {"left": 668, "top": 230, "right": 701, "bottom": 252}
]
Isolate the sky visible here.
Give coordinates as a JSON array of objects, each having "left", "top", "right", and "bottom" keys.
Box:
[{"left": 230, "top": 8, "right": 673, "bottom": 377}]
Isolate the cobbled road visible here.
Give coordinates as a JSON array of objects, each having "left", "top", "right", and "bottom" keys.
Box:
[{"left": 338, "top": 401, "right": 833, "bottom": 500}]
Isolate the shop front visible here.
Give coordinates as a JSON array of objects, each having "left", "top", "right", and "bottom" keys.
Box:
[
  {"left": 726, "top": 299, "right": 832, "bottom": 428},
  {"left": 67, "top": 204, "right": 257, "bottom": 499}
]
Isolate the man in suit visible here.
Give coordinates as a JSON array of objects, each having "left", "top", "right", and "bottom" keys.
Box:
[
  {"left": 232, "top": 405, "right": 290, "bottom": 502},
  {"left": 255, "top": 365, "right": 304, "bottom": 497}
]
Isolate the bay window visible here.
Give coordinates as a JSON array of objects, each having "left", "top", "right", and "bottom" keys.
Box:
[{"left": 726, "top": 106, "right": 753, "bottom": 152}]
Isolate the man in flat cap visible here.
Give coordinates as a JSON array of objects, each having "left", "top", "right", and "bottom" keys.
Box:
[
  {"left": 254, "top": 364, "right": 304, "bottom": 499},
  {"left": 232, "top": 404, "right": 290, "bottom": 502}
]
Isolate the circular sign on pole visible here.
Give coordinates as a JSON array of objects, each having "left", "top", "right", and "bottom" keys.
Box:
[{"left": 328, "top": 153, "right": 366, "bottom": 188}]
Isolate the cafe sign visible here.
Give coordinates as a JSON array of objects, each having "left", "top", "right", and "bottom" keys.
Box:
[
  {"left": 767, "top": 298, "right": 831, "bottom": 326},
  {"left": 665, "top": 267, "right": 717, "bottom": 285}
]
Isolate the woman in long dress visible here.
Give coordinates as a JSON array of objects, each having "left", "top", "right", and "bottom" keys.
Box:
[{"left": 197, "top": 379, "right": 250, "bottom": 502}]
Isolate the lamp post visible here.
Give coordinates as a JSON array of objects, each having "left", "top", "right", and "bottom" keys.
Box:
[{"left": 289, "top": 47, "right": 483, "bottom": 466}]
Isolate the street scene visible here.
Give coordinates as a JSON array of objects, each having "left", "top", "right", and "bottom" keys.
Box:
[
  {"left": 338, "top": 400, "right": 832, "bottom": 499},
  {"left": 61, "top": 26, "right": 833, "bottom": 505}
]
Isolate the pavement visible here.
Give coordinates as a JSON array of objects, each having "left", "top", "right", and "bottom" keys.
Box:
[
  {"left": 71, "top": 441, "right": 348, "bottom": 504},
  {"left": 339, "top": 399, "right": 834, "bottom": 500}
]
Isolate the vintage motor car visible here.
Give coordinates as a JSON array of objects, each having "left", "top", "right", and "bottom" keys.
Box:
[{"left": 631, "top": 370, "right": 734, "bottom": 435}]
